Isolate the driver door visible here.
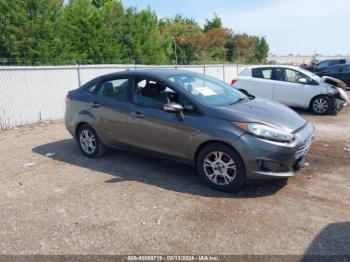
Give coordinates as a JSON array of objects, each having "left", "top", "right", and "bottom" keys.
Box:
[
  {"left": 127, "top": 77, "right": 190, "bottom": 159},
  {"left": 273, "top": 68, "right": 312, "bottom": 108}
]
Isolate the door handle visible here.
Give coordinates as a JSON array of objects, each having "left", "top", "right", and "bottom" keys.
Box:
[
  {"left": 90, "top": 102, "right": 100, "bottom": 108},
  {"left": 130, "top": 111, "right": 144, "bottom": 118}
]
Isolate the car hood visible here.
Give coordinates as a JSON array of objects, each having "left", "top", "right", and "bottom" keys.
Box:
[
  {"left": 322, "top": 76, "right": 347, "bottom": 89},
  {"left": 210, "top": 98, "right": 306, "bottom": 133}
]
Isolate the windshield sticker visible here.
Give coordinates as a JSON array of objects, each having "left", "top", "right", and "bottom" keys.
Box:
[{"left": 195, "top": 86, "right": 217, "bottom": 96}]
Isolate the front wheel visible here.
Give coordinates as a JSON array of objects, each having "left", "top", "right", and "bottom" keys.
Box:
[
  {"left": 311, "top": 95, "right": 331, "bottom": 115},
  {"left": 196, "top": 143, "right": 246, "bottom": 192}
]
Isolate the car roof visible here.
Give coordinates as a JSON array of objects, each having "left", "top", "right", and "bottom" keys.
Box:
[
  {"left": 327, "top": 63, "right": 350, "bottom": 68},
  {"left": 316, "top": 58, "right": 350, "bottom": 64},
  {"left": 245, "top": 65, "right": 302, "bottom": 70},
  {"left": 96, "top": 69, "right": 195, "bottom": 81},
  {"left": 80, "top": 69, "right": 197, "bottom": 89}
]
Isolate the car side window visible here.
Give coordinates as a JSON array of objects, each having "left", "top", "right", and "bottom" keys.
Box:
[
  {"left": 344, "top": 65, "right": 350, "bottom": 73},
  {"left": 252, "top": 68, "right": 274, "bottom": 80},
  {"left": 182, "top": 98, "right": 200, "bottom": 115},
  {"left": 98, "top": 78, "right": 129, "bottom": 102},
  {"left": 329, "top": 60, "right": 338, "bottom": 66},
  {"left": 278, "top": 68, "right": 310, "bottom": 84},
  {"left": 316, "top": 61, "right": 329, "bottom": 70},
  {"left": 84, "top": 83, "right": 98, "bottom": 94},
  {"left": 329, "top": 66, "right": 343, "bottom": 73},
  {"left": 133, "top": 78, "right": 200, "bottom": 115},
  {"left": 327, "top": 66, "right": 338, "bottom": 73},
  {"left": 133, "top": 78, "right": 179, "bottom": 109}
]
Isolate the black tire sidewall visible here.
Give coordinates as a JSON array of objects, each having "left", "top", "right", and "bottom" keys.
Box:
[
  {"left": 77, "top": 124, "right": 103, "bottom": 158},
  {"left": 311, "top": 96, "right": 331, "bottom": 115},
  {"left": 196, "top": 143, "right": 246, "bottom": 192}
]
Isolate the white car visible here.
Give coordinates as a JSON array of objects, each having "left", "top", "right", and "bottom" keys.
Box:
[{"left": 232, "top": 65, "right": 349, "bottom": 115}]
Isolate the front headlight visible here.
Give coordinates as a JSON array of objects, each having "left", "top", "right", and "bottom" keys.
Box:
[{"left": 234, "top": 122, "right": 295, "bottom": 143}]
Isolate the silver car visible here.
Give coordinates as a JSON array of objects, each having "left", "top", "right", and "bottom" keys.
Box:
[
  {"left": 65, "top": 70, "right": 315, "bottom": 192},
  {"left": 232, "top": 65, "right": 348, "bottom": 115}
]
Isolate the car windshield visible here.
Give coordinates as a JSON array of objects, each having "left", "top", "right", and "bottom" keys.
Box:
[{"left": 168, "top": 73, "right": 247, "bottom": 106}]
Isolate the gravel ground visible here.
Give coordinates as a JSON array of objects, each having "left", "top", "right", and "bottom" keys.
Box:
[{"left": 0, "top": 106, "right": 349, "bottom": 256}]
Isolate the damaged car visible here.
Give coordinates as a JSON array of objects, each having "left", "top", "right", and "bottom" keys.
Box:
[{"left": 232, "top": 65, "right": 349, "bottom": 115}]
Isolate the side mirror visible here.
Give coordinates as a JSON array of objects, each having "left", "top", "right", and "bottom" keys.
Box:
[
  {"left": 298, "top": 78, "right": 308, "bottom": 84},
  {"left": 163, "top": 102, "right": 184, "bottom": 121},
  {"left": 164, "top": 102, "right": 183, "bottom": 113}
]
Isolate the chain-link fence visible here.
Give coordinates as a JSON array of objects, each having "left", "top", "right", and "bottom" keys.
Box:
[{"left": 0, "top": 64, "right": 248, "bottom": 129}]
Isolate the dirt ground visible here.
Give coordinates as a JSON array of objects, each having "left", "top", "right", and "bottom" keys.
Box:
[{"left": 0, "top": 106, "right": 349, "bottom": 256}]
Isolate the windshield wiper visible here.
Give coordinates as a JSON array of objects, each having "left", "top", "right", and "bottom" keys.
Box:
[{"left": 230, "top": 97, "right": 249, "bottom": 105}]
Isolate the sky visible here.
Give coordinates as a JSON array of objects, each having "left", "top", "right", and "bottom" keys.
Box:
[{"left": 121, "top": 0, "right": 350, "bottom": 56}]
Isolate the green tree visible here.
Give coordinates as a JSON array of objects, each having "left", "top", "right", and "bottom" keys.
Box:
[
  {"left": 160, "top": 14, "right": 202, "bottom": 64},
  {"left": 119, "top": 7, "right": 171, "bottom": 64},
  {"left": 194, "top": 28, "right": 232, "bottom": 63},
  {"left": 0, "top": 0, "right": 65, "bottom": 65},
  {"left": 256, "top": 37, "right": 269, "bottom": 63},
  {"left": 203, "top": 13, "right": 222, "bottom": 33},
  {"left": 59, "top": 0, "right": 121, "bottom": 64},
  {"left": 0, "top": 1, "right": 269, "bottom": 65},
  {"left": 91, "top": 0, "right": 112, "bottom": 8}
]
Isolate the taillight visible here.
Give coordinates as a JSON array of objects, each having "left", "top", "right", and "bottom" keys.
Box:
[{"left": 231, "top": 79, "right": 238, "bottom": 85}]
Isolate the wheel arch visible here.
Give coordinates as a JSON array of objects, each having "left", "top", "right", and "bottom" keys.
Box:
[
  {"left": 309, "top": 94, "right": 332, "bottom": 109},
  {"left": 75, "top": 122, "right": 89, "bottom": 137},
  {"left": 194, "top": 140, "right": 245, "bottom": 169}
]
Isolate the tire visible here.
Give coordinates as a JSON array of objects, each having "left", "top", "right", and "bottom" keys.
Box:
[
  {"left": 310, "top": 95, "right": 331, "bottom": 115},
  {"left": 196, "top": 143, "right": 246, "bottom": 192},
  {"left": 76, "top": 124, "right": 106, "bottom": 158}
]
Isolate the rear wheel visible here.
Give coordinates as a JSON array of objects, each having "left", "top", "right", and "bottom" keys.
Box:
[
  {"left": 311, "top": 95, "right": 331, "bottom": 115},
  {"left": 77, "top": 124, "right": 106, "bottom": 158},
  {"left": 196, "top": 143, "right": 246, "bottom": 192}
]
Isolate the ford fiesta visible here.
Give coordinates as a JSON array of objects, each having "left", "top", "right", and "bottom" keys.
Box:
[{"left": 65, "top": 70, "right": 315, "bottom": 192}]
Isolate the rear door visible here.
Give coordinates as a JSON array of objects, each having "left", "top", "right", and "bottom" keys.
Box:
[
  {"left": 273, "top": 68, "right": 314, "bottom": 108},
  {"left": 246, "top": 67, "right": 276, "bottom": 100},
  {"left": 90, "top": 77, "right": 132, "bottom": 146}
]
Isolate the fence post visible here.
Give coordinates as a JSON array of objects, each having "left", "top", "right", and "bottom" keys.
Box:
[
  {"left": 203, "top": 64, "right": 206, "bottom": 75},
  {"left": 76, "top": 64, "right": 82, "bottom": 87},
  {"left": 222, "top": 64, "right": 225, "bottom": 82}
]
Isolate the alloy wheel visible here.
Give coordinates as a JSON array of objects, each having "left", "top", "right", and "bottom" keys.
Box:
[
  {"left": 203, "top": 151, "right": 237, "bottom": 185},
  {"left": 79, "top": 129, "right": 96, "bottom": 154}
]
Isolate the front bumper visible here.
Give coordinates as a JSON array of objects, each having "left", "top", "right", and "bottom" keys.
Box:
[
  {"left": 330, "top": 88, "right": 348, "bottom": 112},
  {"left": 232, "top": 122, "right": 315, "bottom": 180},
  {"left": 331, "top": 97, "right": 347, "bottom": 112}
]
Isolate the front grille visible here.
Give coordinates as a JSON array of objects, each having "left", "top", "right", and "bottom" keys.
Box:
[{"left": 295, "top": 136, "right": 314, "bottom": 159}]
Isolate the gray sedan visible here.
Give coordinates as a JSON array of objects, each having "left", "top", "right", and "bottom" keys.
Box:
[{"left": 65, "top": 69, "right": 315, "bottom": 192}]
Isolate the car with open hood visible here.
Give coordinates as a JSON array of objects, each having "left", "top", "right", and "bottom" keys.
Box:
[
  {"left": 65, "top": 69, "right": 315, "bottom": 192},
  {"left": 232, "top": 65, "right": 348, "bottom": 115}
]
